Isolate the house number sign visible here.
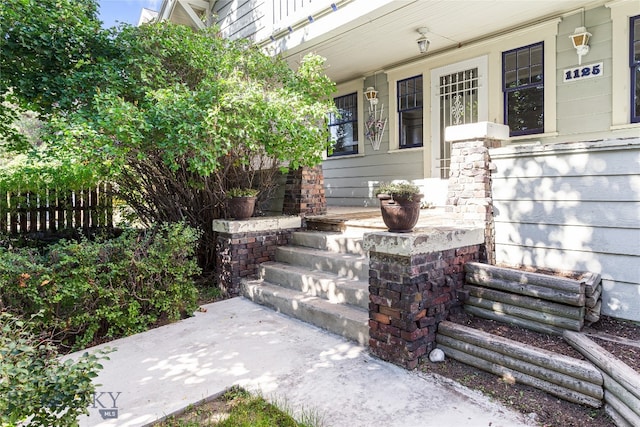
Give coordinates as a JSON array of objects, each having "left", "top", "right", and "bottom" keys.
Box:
[{"left": 563, "top": 62, "right": 603, "bottom": 83}]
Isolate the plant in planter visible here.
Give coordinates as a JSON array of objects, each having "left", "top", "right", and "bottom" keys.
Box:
[
  {"left": 376, "top": 181, "right": 424, "bottom": 232},
  {"left": 227, "top": 188, "right": 259, "bottom": 220}
]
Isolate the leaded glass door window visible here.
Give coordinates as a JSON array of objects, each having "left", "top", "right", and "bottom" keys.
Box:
[
  {"left": 431, "top": 56, "right": 488, "bottom": 179},
  {"left": 439, "top": 69, "right": 478, "bottom": 178}
]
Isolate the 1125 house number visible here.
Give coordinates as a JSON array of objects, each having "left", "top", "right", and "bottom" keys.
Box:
[{"left": 563, "top": 62, "right": 603, "bottom": 83}]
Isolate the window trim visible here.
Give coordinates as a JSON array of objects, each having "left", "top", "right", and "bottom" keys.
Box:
[
  {"left": 502, "top": 41, "right": 545, "bottom": 137},
  {"left": 327, "top": 91, "right": 359, "bottom": 157},
  {"left": 430, "top": 55, "right": 489, "bottom": 178},
  {"left": 631, "top": 14, "right": 640, "bottom": 123},
  {"left": 397, "top": 75, "right": 424, "bottom": 149},
  {"left": 607, "top": 0, "right": 640, "bottom": 130},
  {"left": 323, "top": 81, "right": 365, "bottom": 160}
]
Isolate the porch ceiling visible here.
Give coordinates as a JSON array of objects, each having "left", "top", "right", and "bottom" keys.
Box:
[{"left": 280, "top": 0, "right": 602, "bottom": 83}]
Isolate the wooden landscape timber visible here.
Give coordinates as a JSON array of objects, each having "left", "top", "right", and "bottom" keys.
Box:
[
  {"left": 437, "top": 321, "right": 603, "bottom": 408},
  {"left": 463, "top": 305, "right": 565, "bottom": 335},
  {"left": 564, "top": 331, "right": 640, "bottom": 426},
  {"left": 585, "top": 300, "right": 602, "bottom": 324},
  {"left": 465, "top": 262, "right": 585, "bottom": 294},
  {"left": 583, "top": 272, "right": 603, "bottom": 324},
  {"left": 465, "top": 285, "right": 585, "bottom": 320},
  {"left": 464, "top": 291, "right": 583, "bottom": 331},
  {"left": 463, "top": 262, "right": 602, "bottom": 333},
  {"left": 583, "top": 272, "right": 602, "bottom": 297}
]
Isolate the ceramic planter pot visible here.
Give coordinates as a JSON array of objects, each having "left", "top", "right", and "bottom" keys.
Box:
[
  {"left": 377, "top": 193, "right": 423, "bottom": 232},
  {"left": 229, "top": 196, "right": 257, "bottom": 220}
]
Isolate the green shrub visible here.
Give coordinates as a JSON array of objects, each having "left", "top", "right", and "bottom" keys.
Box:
[
  {"left": 0, "top": 312, "right": 110, "bottom": 426},
  {"left": 0, "top": 222, "right": 201, "bottom": 350},
  {"left": 375, "top": 181, "right": 422, "bottom": 201}
]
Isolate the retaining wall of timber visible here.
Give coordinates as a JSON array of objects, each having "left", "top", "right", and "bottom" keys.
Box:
[
  {"left": 436, "top": 321, "right": 604, "bottom": 408},
  {"left": 565, "top": 331, "right": 640, "bottom": 427},
  {"left": 463, "top": 262, "right": 602, "bottom": 334}
]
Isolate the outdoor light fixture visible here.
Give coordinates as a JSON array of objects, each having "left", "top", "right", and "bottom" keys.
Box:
[
  {"left": 416, "top": 27, "right": 430, "bottom": 54},
  {"left": 364, "top": 87, "right": 379, "bottom": 105},
  {"left": 570, "top": 26, "right": 591, "bottom": 65},
  {"left": 364, "top": 84, "right": 387, "bottom": 150}
]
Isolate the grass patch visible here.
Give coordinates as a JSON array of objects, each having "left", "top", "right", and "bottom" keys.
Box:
[{"left": 155, "top": 386, "right": 322, "bottom": 427}]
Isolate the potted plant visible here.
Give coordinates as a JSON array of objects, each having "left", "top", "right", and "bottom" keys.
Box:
[
  {"left": 227, "top": 187, "right": 259, "bottom": 220},
  {"left": 376, "top": 181, "right": 424, "bottom": 232}
]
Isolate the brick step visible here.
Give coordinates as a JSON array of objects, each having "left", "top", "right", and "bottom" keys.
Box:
[
  {"left": 242, "top": 279, "right": 369, "bottom": 345},
  {"left": 275, "top": 245, "right": 368, "bottom": 281},
  {"left": 259, "top": 262, "right": 369, "bottom": 310}
]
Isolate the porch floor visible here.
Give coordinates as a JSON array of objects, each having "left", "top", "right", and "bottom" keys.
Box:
[{"left": 315, "top": 206, "right": 454, "bottom": 232}]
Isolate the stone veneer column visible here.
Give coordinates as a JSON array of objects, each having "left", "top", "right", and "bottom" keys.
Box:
[
  {"left": 363, "top": 227, "right": 484, "bottom": 369},
  {"left": 212, "top": 216, "right": 301, "bottom": 296},
  {"left": 445, "top": 122, "right": 509, "bottom": 265},
  {"left": 282, "top": 165, "right": 327, "bottom": 216}
]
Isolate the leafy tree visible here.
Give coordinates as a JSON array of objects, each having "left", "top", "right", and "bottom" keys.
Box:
[
  {"left": 0, "top": 0, "right": 111, "bottom": 149},
  {"left": 0, "top": 1, "right": 336, "bottom": 271}
]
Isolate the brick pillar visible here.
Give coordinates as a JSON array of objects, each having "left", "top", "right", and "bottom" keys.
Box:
[
  {"left": 363, "top": 228, "right": 484, "bottom": 369},
  {"left": 445, "top": 122, "right": 509, "bottom": 265},
  {"left": 283, "top": 165, "right": 327, "bottom": 216},
  {"left": 212, "top": 217, "right": 301, "bottom": 296}
]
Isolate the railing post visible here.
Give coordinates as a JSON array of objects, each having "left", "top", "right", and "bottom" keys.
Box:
[
  {"left": 282, "top": 165, "right": 326, "bottom": 216},
  {"left": 363, "top": 227, "right": 485, "bottom": 369},
  {"left": 445, "top": 122, "right": 509, "bottom": 265},
  {"left": 212, "top": 216, "right": 302, "bottom": 296}
]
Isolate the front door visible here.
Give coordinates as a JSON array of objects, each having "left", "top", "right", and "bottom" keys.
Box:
[{"left": 431, "top": 56, "right": 488, "bottom": 178}]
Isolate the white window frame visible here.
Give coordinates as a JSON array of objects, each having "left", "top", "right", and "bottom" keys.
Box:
[
  {"left": 387, "top": 64, "right": 426, "bottom": 154},
  {"left": 430, "top": 56, "right": 489, "bottom": 178},
  {"left": 607, "top": 0, "right": 640, "bottom": 131}
]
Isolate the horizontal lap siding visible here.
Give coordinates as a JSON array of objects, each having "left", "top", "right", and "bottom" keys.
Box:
[
  {"left": 556, "top": 8, "right": 612, "bottom": 136},
  {"left": 214, "top": 0, "right": 267, "bottom": 41},
  {"left": 323, "top": 151, "right": 423, "bottom": 206},
  {"left": 493, "top": 200, "right": 640, "bottom": 228},
  {"left": 490, "top": 140, "right": 640, "bottom": 322}
]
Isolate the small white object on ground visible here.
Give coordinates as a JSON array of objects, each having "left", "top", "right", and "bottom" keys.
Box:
[{"left": 429, "top": 348, "right": 446, "bottom": 362}]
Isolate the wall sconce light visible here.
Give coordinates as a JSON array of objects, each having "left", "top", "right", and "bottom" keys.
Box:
[
  {"left": 416, "top": 27, "right": 430, "bottom": 54},
  {"left": 364, "top": 87, "right": 379, "bottom": 105},
  {"left": 570, "top": 26, "right": 591, "bottom": 65},
  {"left": 364, "top": 85, "right": 387, "bottom": 150}
]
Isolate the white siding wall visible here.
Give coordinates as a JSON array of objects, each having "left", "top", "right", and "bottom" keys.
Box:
[
  {"left": 556, "top": 7, "right": 612, "bottom": 137},
  {"left": 213, "top": 0, "right": 267, "bottom": 41},
  {"left": 491, "top": 139, "right": 640, "bottom": 322},
  {"left": 212, "top": 0, "right": 338, "bottom": 43}
]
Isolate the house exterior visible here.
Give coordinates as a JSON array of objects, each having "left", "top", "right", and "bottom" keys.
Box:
[{"left": 158, "top": 0, "right": 640, "bottom": 322}]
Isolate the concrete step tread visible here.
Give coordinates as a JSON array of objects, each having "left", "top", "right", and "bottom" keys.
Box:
[
  {"left": 243, "top": 279, "right": 369, "bottom": 345},
  {"left": 261, "top": 261, "right": 369, "bottom": 289},
  {"left": 277, "top": 244, "right": 368, "bottom": 261},
  {"left": 246, "top": 280, "right": 368, "bottom": 316},
  {"left": 275, "top": 245, "right": 368, "bottom": 281},
  {"left": 260, "top": 261, "right": 369, "bottom": 309},
  {"left": 291, "top": 231, "right": 366, "bottom": 255}
]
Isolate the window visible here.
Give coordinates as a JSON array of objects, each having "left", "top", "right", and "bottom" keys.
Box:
[
  {"left": 328, "top": 93, "right": 358, "bottom": 157},
  {"left": 503, "top": 42, "right": 544, "bottom": 136},
  {"left": 397, "top": 75, "right": 423, "bottom": 148},
  {"left": 632, "top": 15, "right": 640, "bottom": 123}
]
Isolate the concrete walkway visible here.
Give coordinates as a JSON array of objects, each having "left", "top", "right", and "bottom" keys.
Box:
[{"left": 71, "top": 297, "right": 530, "bottom": 427}]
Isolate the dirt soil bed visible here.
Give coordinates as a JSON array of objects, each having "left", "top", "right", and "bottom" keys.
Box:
[{"left": 420, "top": 310, "right": 640, "bottom": 427}]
